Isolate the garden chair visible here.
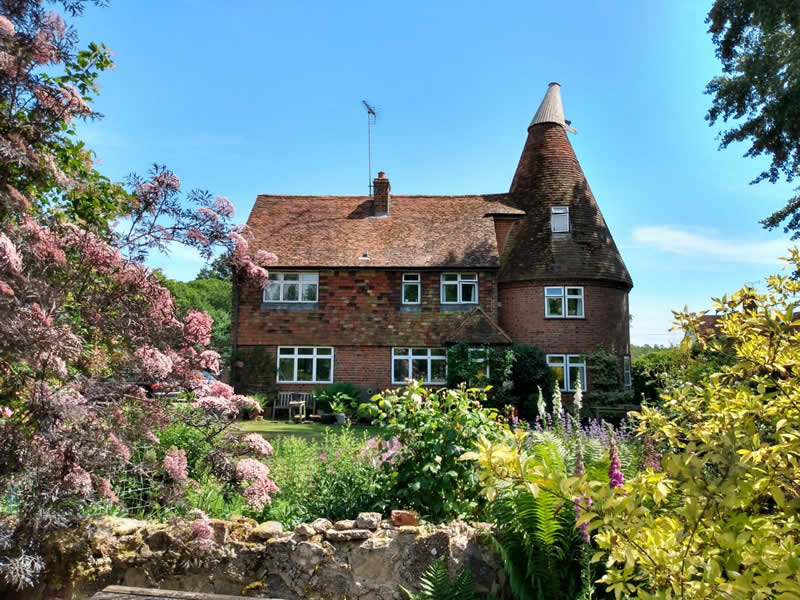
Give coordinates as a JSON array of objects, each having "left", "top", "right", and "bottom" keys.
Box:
[{"left": 272, "top": 391, "right": 292, "bottom": 419}]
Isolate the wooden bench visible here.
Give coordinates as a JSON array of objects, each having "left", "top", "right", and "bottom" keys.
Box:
[
  {"left": 272, "top": 391, "right": 313, "bottom": 419},
  {"left": 91, "top": 585, "right": 282, "bottom": 599}
]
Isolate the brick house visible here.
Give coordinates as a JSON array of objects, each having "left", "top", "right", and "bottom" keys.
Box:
[{"left": 233, "top": 83, "right": 633, "bottom": 397}]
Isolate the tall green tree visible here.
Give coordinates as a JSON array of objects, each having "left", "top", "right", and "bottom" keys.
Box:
[
  {"left": 705, "top": 0, "right": 800, "bottom": 237},
  {"left": 164, "top": 277, "right": 232, "bottom": 360}
]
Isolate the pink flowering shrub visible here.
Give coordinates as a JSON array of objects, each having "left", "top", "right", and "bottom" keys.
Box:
[{"left": 0, "top": 1, "right": 277, "bottom": 589}]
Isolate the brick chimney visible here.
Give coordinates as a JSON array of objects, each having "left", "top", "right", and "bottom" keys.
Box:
[{"left": 373, "top": 171, "right": 390, "bottom": 216}]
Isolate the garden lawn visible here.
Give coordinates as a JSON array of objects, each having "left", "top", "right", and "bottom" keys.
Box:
[{"left": 236, "top": 420, "right": 384, "bottom": 443}]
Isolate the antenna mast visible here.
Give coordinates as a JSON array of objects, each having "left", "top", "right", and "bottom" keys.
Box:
[{"left": 362, "top": 100, "right": 377, "bottom": 196}]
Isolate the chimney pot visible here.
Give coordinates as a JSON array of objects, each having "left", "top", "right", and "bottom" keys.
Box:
[{"left": 373, "top": 171, "right": 390, "bottom": 216}]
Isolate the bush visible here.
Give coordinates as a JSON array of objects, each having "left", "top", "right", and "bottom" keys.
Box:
[
  {"left": 446, "top": 343, "right": 516, "bottom": 408},
  {"left": 508, "top": 344, "right": 554, "bottom": 419},
  {"left": 231, "top": 346, "right": 277, "bottom": 397},
  {"left": 368, "top": 381, "right": 509, "bottom": 521},
  {"left": 156, "top": 421, "right": 214, "bottom": 479},
  {"left": 583, "top": 349, "right": 633, "bottom": 414}
]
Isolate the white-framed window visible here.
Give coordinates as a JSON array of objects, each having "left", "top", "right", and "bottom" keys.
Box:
[
  {"left": 544, "top": 286, "right": 584, "bottom": 318},
  {"left": 623, "top": 355, "right": 631, "bottom": 391},
  {"left": 441, "top": 273, "right": 478, "bottom": 304},
  {"left": 551, "top": 206, "right": 570, "bottom": 232},
  {"left": 468, "top": 347, "right": 490, "bottom": 380},
  {"left": 392, "top": 348, "right": 447, "bottom": 384},
  {"left": 402, "top": 273, "right": 420, "bottom": 304},
  {"left": 547, "top": 354, "right": 586, "bottom": 392},
  {"left": 277, "top": 346, "right": 333, "bottom": 383},
  {"left": 263, "top": 272, "right": 318, "bottom": 303}
]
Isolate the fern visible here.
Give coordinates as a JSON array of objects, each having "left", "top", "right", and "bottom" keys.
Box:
[{"left": 404, "top": 557, "right": 477, "bottom": 600}]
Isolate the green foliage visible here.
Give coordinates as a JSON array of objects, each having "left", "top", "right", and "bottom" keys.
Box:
[
  {"left": 705, "top": 1, "right": 800, "bottom": 238},
  {"left": 404, "top": 557, "right": 478, "bottom": 600},
  {"left": 507, "top": 345, "right": 554, "bottom": 419},
  {"left": 446, "top": 344, "right": 516, "bottom": 409},
  {"left": 156, "top": 421, "right": 214, "bottom": 480},
  {"left": 196, "top": 251, "right": 233, "bottom": 281},
  {"left": 164, "top": 277, "right": 232, "bottom": 360},
  {"left": 260, "top": 428, "right": 388, "bottom": 527},
  {"left": 581, "top": 349, "right": 633, "bottom": 414},
  {"left": 314, "top": 382, "right": 363, "bottom": 414},
  {"left": 369, "top": 381, "right": 509, "bottom": 521}
]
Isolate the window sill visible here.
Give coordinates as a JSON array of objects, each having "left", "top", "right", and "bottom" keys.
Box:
[
  {"left": 261, "top": 302, "right": 319, "bottom": 311},
  {"left": 277, "top": 381, "right": 331, "bottom": 385},
  {"left": 440, "top": 304, "right": 478, "bottom": 312},
  {"left": 545, "top": 316, "right": 586, "bottom": 320},
  {"left": 400, "top": 305, "right": 422, "bottom": 312}
]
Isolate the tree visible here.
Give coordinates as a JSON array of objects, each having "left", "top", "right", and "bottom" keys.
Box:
[
  {"left": 196, "top": 250, "right": 233, "bottom": 281},
  {"left": 165, "top": 277, "right": 232, "bottom": 360},
  {"left": 706, "top": 1, "right": 800, "bottom": 237},
  {"left": 0, "top": 1, "right": 278, "bottom": 591}
]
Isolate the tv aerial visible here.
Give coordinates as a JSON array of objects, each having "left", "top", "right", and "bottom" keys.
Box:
[{"left": 362, "top": 100, "right": 377, "bottom": 196}]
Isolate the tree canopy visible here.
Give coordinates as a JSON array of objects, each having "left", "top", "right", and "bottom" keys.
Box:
[{"left": 705, "top": 0, "right": 800, "bottom": 237}]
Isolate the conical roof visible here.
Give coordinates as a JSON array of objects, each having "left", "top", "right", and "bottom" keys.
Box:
[{"left": 498, "top": 84, "right": 633, "bottom": 288}]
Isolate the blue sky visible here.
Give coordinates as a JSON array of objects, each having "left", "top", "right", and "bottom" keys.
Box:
[{"left": 74, "top": 0, "right": 797, "bottom": 346}]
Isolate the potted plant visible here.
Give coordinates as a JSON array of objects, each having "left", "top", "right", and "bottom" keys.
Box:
[{"left": 328, "top": 394, "right": 350, "bottom": 425}]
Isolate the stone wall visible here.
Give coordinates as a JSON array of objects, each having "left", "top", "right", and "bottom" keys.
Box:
[{"left": 13, "top": 514, "right": 506, "bottom": 600}]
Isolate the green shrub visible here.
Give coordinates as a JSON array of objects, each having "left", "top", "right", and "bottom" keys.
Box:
[
  {"left": 584, "top": 349, "right": 634, "bottom": 413},
  {"left": 368, "top": 381, "right": 509, "bottom": 521},
  {"left": 508, "top": 344, "right": 554, "bottom": 419},
  {"left": 404, "top": 557, "right": 478, "bottom": 600},
  {"left": 156, "top": 421, "right": 213, "bottom": 479},
  {"left": 446, "top": 343, "right": 516, "bottom": 409},
  {"left": 312, "top": 382, "right": 363, "bottom": 414}
]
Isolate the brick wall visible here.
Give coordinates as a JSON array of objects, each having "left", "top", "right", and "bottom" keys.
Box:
[{"left": 235, "top": 269, "right": 498, "bottom": 347}]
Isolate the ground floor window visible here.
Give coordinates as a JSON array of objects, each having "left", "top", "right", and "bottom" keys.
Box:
[
  {"left": 623, "top": 355, "right": 631, "bottom": 391},
  {"left": 546, "top": 354, "right": 587, "bottom": 392},
  {"left": 392, "top": 348, "right": 447, "bottom": 384},
  {"left": 277, "top": 346, "right": 333, "bottom": 383}
]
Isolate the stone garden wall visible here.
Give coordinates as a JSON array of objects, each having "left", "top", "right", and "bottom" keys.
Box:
[{"left": 11, "top": 514, "right": 506, "bottom": 600}]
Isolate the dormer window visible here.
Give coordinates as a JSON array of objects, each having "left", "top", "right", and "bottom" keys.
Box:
[{"left": 551, "top": 206, "right": 569, "bottom": 233}]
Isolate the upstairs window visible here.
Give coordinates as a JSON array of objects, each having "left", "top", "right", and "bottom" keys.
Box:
[
  {"left": 547, "top": 354, "right": 587, "bottom": 391},
  {"left": 263, "top": 272, "right": 318, "bottom": 303},
  {"left": 277, "top": 347, "right": 333, "bottom": 383},
  {"left": 544, "top": 286, "right": 584, "bottom": 318},
  {"left": 551, "top": 206, "right": 570, "bottom": 233},
  {"left": 441, "top": 273, "right": 478, "bottom": 304},
  {"left": 392, "top": 348, "right": 447, "bottom": 384},
  {"left": 402, "top": 273, "right": 420, "bottom": 304}
]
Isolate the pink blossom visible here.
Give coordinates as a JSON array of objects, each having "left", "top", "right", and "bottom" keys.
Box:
[
  {"left": 196, "top": 207, "right": 219, "bottom": 222},
  {"left": 40, "top": 352, "right": 67, "bottom": 379},
  {"left": 0, "top": 280, "right": 13, "bottom": 297},
  {"left": 60, "top": 85, "right": 92, "bottom": 117},
  {"left": 242, "top": 477, "right": 279, "bottom": 511},
  {"left": 31, "top": 32, "right": 57, "bottom": 65},
  {"left": 319, "top": 452, "right": 327, "bottom": 462},
  {"left": 81, "top": 232, "right": 123, "bottom": 274},
  {"left": 255, "top": 250, "right": 278, "bottom": 266},
  {"left": 134, "top": 345, "right": 173, "bottom": 379},
  {"left": 109, "top": 433, "right": 131, "bottom": 462},
  {"left": 43, "top": 11, "right": 66, "bottom": 38},
  {"left": 152, "top": 170, "right": 181, "bottom": 192},
  {"left": 234, "top": 394, "right": 262, "bottom": 415},
  {"left": 95, "top": 477, "right": 118, "bottom": 503},
  {"left": 243, "top": 433, "right": 273, "bottom": 457},
  {"left": 0, "top": 16, "right": 15, "bottom": 36},
  {"left": 145, "top": 430, "right": 160, "bottom": 444},
  {"left": 186, "top": 227, "right": 210, "bottom": 246},
  {"left": 193, "top": 395, "right": 237, "bottom": 416},
  {"left": 235, "top": 458, "right": 270, "bottom": 482},
  {"left": 608, "top": 439, "right": 624, "bottom": 489},
  {"left": 183, "top": 309, "right": 213, "bottom": 346},
  {"left": 22, "top": 217, "right": 66, "bottom": 264},
  {"left": 209, "top": 380, "right": 234, "bottom": 398},
  {"left": 163, "top": 447, "right": 188, "bottom": 482},
  {"left": 213, "top": 196, "right": 234, "bottom": 217},
  {"left": 1, "top": 407, "right": 13, "bottom": 418},
  {"left": 6, "top": 185, "right": 30, "bottom": 210},
  {"left": 191, "top": 519, "right": 214, "bottom": 540},
  {"left": 0, "top": 51, "right": 19, "bottom": 77},
  {"left": 31, "top": 303, "right": 53, "bottom": 326},
  {"left": 0, "top": 233, "right": 23, "bottom": 277},
  {"left": 64, "top": 466, "right": 92, "bottom": 496},
  {"left": 198, "top": 350, "right": 220, "bottom": 374}
]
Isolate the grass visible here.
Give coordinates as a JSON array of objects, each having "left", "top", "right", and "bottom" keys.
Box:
[{"left": 236, "top": 420, "right": 384, "bottom": 443}]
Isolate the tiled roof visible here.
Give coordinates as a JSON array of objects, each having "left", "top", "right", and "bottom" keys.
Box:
[
  {"left": 445, "top": 307, "right": 513, "bottom": 345},
  {"left": 500, "top": 122, "right": 633, "bottom": 288},
  {"left": 246, "top": 194, "right": 524, "bottom": 268}
]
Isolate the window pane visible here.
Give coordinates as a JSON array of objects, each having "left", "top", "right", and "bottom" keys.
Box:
[
  {"left": 296, "top": 358, "right": 313, "bottom": 381},
  {"left": 461, "top": 282, "right": 476, "bottom": 303},
  {"left": 284, "top": 283, "right": 299, "bottom": 301},
  {"left": 269, "top": 273, "right": 281, "bottom": 281},
  {"left": 403, "top": 284, "right": 419, "bottom": 303},
  {"left": 431, "top": 348, "right": 446, "bottom": 357},
  {"left": 283, "top": 273, "right": 299, "bottom": 281},
  {"left": 298, "top": 348, "right": 314, "bottom": 355},
  {"left": 568, "top": 356, "right": 584, "bottom": 365},
  {"left": 462, "top": 273, "right": 477, "bottom": 281},
  {"left": 545, "top": 287, "right": 563, "bottom": 296},
  {"left": 412, "top": 349, "right": 428, "bottom": 356},
  {"left": 412, "top": 359, "right": 428, "bottom": 381},
  {"left": 551, "top": 366, "right": 565, "bottom": 390},
  {"left": 431, "top": 359, "right": 447, "bottom": 382},
  {"left": 278, "top": 358, "right": 294, "bottom": 381},
  {"left": 566, "top": 287, "right": 582, "bottom": 296},
  {"left": 393, "top": 359, "right": 408, "bottom": 381},
  {"left": 443, "top": 274, "right": 458, "bottom": 282},
  {"left": 264, "top": 284, "right": 281, "bottom": 301},
  {"left": 301, "top": 283, "right": 317, "bottom": 301},
  {"left": 569, "top": 366, "right": 586, "bottom": 390},
  {"left": 403, "top": 273, "right": 419, "bottom": 281},
  {"left": 394, "top": 348, "right": 409, "bottom": 356},
  {"left": 552, "top": 213, "right": 569, "bottom": 232},
  {"left": 278, "top": 347, "right": 295, "bottom": 356},
  {"left": 300, "top": 273, "right": 317, "bottom": 282},
  {"left": 547, "top": 297, "right": 563, "bottom": 316},
  {"left": 316, "top": 358, "right": 332, "bottom": 382},
  {"left": 567, "top": 297, "right": 583, "bottom": 316},
  {"left": 443, "top": 283, "right": 458, "bottom": 302},
  {"left": 317, "top": 347, "right": 332, "bottom": 355}
]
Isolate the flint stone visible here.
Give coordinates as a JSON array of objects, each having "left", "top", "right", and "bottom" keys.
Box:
[
  {"left": 144, "top": 530, "right": 175, "bottom": 552},
  {"left": 334, "top": 519, "right": 356, "bottom": 530},
  {"left": 325, "top": 528, "right": 372, "bottom": 541},
  {"left": 109, "top": 517, "right": 147, "bottom": 536},
  {"left": 355, "top": 512, "right": 382, "bottom": 530},
  {"left": 391, "top": 510, "right": 419, "bottom": 526},
  {"left": 250, "top": 520, "right": 284, "bottom": 540},
  {"left": 311, "top": 517, "right": 334, "bottom": 532},
  {"left": 295, "top": 523, "right": 316, "bottom": 536}
]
